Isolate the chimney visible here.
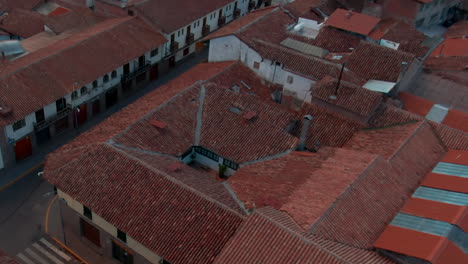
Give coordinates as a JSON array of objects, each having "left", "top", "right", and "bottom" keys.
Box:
[
  {"left": 297, "top": 115, "right": 313, "bottom": 151},
  {"left": 397, "top": 61, "right": 408, "bottom": 82}
]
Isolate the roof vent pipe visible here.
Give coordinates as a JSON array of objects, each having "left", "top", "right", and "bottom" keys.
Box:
[{"left": 297, "top": 115, "right": 313, "bottom": 151}]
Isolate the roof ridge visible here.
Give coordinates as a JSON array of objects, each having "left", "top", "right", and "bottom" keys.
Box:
[
  {"left": 223, "top": 181, "right": 250, "bottom": 215},
  {"left": 194, "top": 84, "right": 206, "bottom": 145},
  {"left": 237, "top": 7, "right": 280, "bottom": 34},
  {"left": 107, "top": 143, "right": 247, "bottom": 218},
  {"left": 0, "top": 16, "right": 134, "bottom": 79},
  {"left": 388, "top": 120, "right": 431, "bottom": 160},
  {"left": 252, "top": 210, "right": 350, "bottom": 263}
]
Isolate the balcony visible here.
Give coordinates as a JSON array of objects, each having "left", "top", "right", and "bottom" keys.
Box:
[
  {"left": 34, "top": 104, "right": 72, "bottom": 132},
  {"left": 185, "top": 33, "right": 195, "bottom": 45},
  {"left": 121, "top": 64, "right": 150, "bottom": 83},
  {"left": 248, "top": 1, "right": 255, "bottom": 11},
  {"left": 234, "top": 8, "right": 241, "bottom": 19},
  {"left": 202, "top": 24, "right": 210, "bottom": 36},
  {"left": 170, "top": 41, "right": 179, "bottom": 53},
  {"left": 218, "top": 16, "right": 226, "bottom": 27}
]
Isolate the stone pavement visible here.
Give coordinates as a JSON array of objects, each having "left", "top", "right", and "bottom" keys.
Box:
[{"left": 0, "top": 49, "right": 208, "bottom": 190}]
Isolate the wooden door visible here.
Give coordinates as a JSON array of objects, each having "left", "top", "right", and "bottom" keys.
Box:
[
  {"left": 81, "top": 218, "right": 101, "bottom": 247},
  {"left": 15, "top": 137, "right": 32, "bottom": 161}
]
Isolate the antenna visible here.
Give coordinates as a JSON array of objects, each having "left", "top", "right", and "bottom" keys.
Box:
[{"left": 329, "top": 63, "right": 345, "bottom": 100}]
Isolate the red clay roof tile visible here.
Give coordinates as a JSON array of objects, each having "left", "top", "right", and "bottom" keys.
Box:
[
  {"left": 444, "top": 20, "right": 468, "bottom": 39},
  {"left": 431, "top": 39, "right": 468, "bottom": 57},
  {"left": 0, "top": 249, "right": 20, "bottom": 264},
  {"left": 325, "top": 9, "right": 380, "bottom": 36},
  {"left": 0, "top": 8, "right": 45, "bottom": 38},
  {"left": 422, "top": 172, "right": 468, "bottom": 194},
  {"left": 398, "top": 91, "right": 434, "bottom": 116},
  {"left": 442, "top": 109, "right": 468, "bottom": 133}
]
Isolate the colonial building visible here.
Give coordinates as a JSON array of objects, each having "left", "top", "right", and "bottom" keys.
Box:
[{"left": 0, "top": 15, "right": 167, "bottom": 169}]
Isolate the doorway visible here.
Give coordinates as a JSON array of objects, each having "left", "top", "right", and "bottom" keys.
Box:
[
  {"left": 112, "top": 241, "right": 133, "bottom": 264},
  {"left": 150, "top": 64, "right": 159, "bottom": 80},
  {"left": 15, "top": 136, "right": 32, "bottom": 161},
  {"left": 169, "top": 56, "right": 176, "bottom": 68},
  {"left": 106, "top": 87, "right": 118, "bottom": 108},
  {"left": 80, "top": 218, "right": 101, "bottom": 247}
]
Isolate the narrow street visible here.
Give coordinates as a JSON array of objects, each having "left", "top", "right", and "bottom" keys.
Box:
[{"left": 0, "top": 49, "right": 209, "bottom": 261}]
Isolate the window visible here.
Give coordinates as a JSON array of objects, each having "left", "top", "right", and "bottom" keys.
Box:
[
  {"left": 183, "top": 47, "right": 189, "bottom": 56},
  {"left": 103, "top": 74, "right": 109, "bottom": 83},
  {"left": 287, "top": 76, "right": 294, "bottom": 84},
  {"left": 253, "top": 61, "right": 260, "bottom": 69},
  {"left": 35, "top": 109, "right": 45, "bottom": 123},
  {"left": 93, "top": 80, "right": 98, "bottom": 88},
  {"left": 56, "top": 98, "right": 67, "bottom": 112},
  {"left": 150, "top": 48, "right": 158, "bottom": 57},
  {"left": 81, "top": 86, "right": 88, "bottom": 95},
  {"left": 12, "top": 119, "right": 26, "bottom": 131},
  {"left": 223, "top": 159, "right": 239, "bottom": 170},
  {"left": 83, "top": 206, "right": 92, "bottom": 220},
  {"left": 117, "top": 229, "right": 127, "bottom": 243},
  {"left": 112, "top": 241, "right": 133, "bottom": 264},
  {"left": 71, "top": 91, "right": 78, "bottom": 100},
  {"left": 194, "top": 146, "right": 219, "bottom": 162},
  {"left": 112, "top": 70, "right": 117, "bottom": 79}
]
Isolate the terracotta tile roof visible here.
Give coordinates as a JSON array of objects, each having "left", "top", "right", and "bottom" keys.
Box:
[
  {"left": 370, "top": 18, "right": 429, "bottom": 57},
  {"left": 0, "top": 16, "right": 166, "bottom": 126},
  {"left": 382, "top": 0, "right": 419, "bottom": 20},
  {"left": 0, "top": 8, "right": 45, "bottom": 38},
  {"left": 343, "top": 122, "right": 422, "bottom": 159},
  {"left": 214, "top": 212, "right": 346, "bottom": 264},
  {"left": 298, "top": 102, "right": 364, "bottom": 149},
  {"left": 45, "top": 144, "right": 244, "bottom": 264},
  {"left": 204, "top": 6, "right": 277, "bottom": 41},
  {"left": 313, "top": 75, "right": 383, "bottom": 117},
  {"left": 424, "top": 56, "right": 468, "bottom": 71},
  {"left": 325, "top": 9, "right": 380, "bottom": 36},
  {"left": 49, "top": 61, "right": 236, "bottom": 170},
  {"left": 429, "top": 121, "right": 468, "bottom": 151},
  {"left": 285, "top": 0, "right": 324, "bottom": 18},
  {"left": 48, "top": 6, "right": 70, "bottom": 16},
  {"left": 444, "top": 20, "right": 468, "bottom": 39},
  {"left": 0, "top": 0, "right": 42, "bottom": 11},
  {"left": 133, "top": 0, "right": 232, "bottom": 33},
  {"left": 345, "top": 41, "right": 416, "bottom": 82},
  {"left": 368, "top": 103, "right": 423, "bottom": 128},
  {"left": 228, "top": 149, "right": 374, "bottom": 230},
  {"left": 312, "top": 26, "right": 362, "bottom": 53},
  {"left": 421, "top": 172, "right": 468, "bottom": 194},
  {"left": 0, "top": 249, "right": 19, "bottom": 264},
  {"left": 44, "top": 7, "right": 105, "bottom": 34},
  {"left": 442, "top": 109, "right": 468, "bottom": 133},
  {"left": 431, "top": 38, "right": 468, "bottom": 57},
  {"left": 398, "top": 91, "right": 433, "bottom": 116}
]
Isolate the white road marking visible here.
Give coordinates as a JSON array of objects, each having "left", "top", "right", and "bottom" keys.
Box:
[
  {"left": 33, "top": 243, "right": 64, "bottom": 264},
  {"left": 25, "top": 247, "right": 49, "bottom": 264},
  {"left": 16, "top": 253, "right": 35, "bottom": 264},
  {"left": 40, "top": 238, "right": 71, "bottom": 261}
]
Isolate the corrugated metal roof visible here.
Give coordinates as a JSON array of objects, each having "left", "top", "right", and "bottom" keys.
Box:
[
  {"left": 391, "top": 213, "right": 468, "bottom": 253},
  {"left": 433, "top": 162, "right": 468, "bottom": 178},
  {"left": 391, "top": 213, "right": 452, "bottom": 237},
  {"left": 280, "top": 38, "right": 329, "bottom": 58},
  {"left": 413, "top": 187, "right": 468, "bottom": 206}
]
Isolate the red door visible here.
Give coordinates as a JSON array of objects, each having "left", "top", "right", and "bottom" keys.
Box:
[
  {"left": 73, "top": 104, "right": 88, "bottom": 128},
  {"left": 169, "top": 56, "right": 175, "bottom": 68},
  {"left": 150, "top": 64, "right": 159, "bottom": 80},
  {"left": 81, "top": 218, "right": 101, "bottom": 247},
  {"left": 15, "top": 136, "right": 32, "bottom": 161}
]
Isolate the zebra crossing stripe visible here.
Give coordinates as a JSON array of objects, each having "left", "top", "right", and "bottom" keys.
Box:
[
  {"left": 25, "top": 248, "right": 49, "bottom": 264},
  {"left": 40, "top": 238, "right": 71, "bottom": 261},
  {"left": 33, "top": 242, "right": 65, "bottom": 264},
  {"left": 16, "top": 253, "right": 35, "bottom": 264}
]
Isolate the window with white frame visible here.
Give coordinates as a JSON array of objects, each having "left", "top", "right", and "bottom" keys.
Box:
[
  {"left": 151, "top": 48, "right": 158, "bottom": 57},
  {"left": 93, "top": 80, "right": 98, "bottom": 88},
  {"left": 81, "top": 86, "right": 88, "bottom": 95},
  {"left": 71, "top": 91, "right": 78, "bottom": 100},
  {"left": 111, "top": 70, "right": 117, "bottom": 79},
  {"left": 287, "top": 76, "right": 294, "bottom": 84}
]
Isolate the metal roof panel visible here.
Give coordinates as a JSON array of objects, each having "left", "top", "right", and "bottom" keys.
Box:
[{"left": 433, "top": 162, "right": 468, "bottom": 178}]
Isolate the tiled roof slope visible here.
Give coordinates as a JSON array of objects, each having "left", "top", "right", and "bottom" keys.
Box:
[
  {"left": 115, "top": 80, "right": 298, "bottom": 164},
  {"left": 299, "top": 102, "right": 364, "bottom": 149},
  {"left": 115, "top": 147, "right": 246, "bottom": 214},
  {"left": 312, "top": 75, "right": 383, "bottom": 117},
  {"left": 46, "top": 144, "right": 244, "bottom": 264},
  {"left": 132, "top": 0, "right": 232, "bottom": 33},
  {"left": 429, "top": 121, "right": 468, "bottom": 151},
  {"left": 48, "top": 61, "right": 236, "bottom": 171},
  {"left": 444, "top": 20, "right": 468, "bottom": 39},
  {"left": 345, "top": 41, "right": 416, "bottom": 82},
  {"left": 0, "top": 8, "right": 45, "bottom": 38},
  {"left": 44, "top": 6, "right": 105, "bottom": 34},
  {"left": 425, "top": 56, "right": 468, "bottom": 71},
  {"left": 228, "top": 149, "right": 376, "bottom": 229},
  {"left": 205, "top": 6, "right": 277, "bottom": 41},
  {"left": 0, "top": 16, "right": 166, "bottom": 126},
  {"left": 431, "top": 38, "right": 468, "bottom": 57},
  {"left": 325, "top": 8, "right": 380, "bottom": 36},
  {"left": 0, "top": 249, "right": 19, "bottom": 264},
  {"left": 368, "top": 103, "right": 423, "bottom": 128},
  {"left": 0, "top": 0, "right": 42, "bottom": 11},
  {"left": 213, "top": 212, "right": 346, "bottom": 264}
]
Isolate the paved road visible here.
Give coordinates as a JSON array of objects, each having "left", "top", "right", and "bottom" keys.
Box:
[{"left": 0, "top": 49, "right": 208, "bottom": 259}]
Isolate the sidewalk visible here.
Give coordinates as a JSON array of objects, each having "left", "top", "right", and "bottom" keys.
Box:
[{"left": 0, "top": 49, "right": 208, "bottom": 189}]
